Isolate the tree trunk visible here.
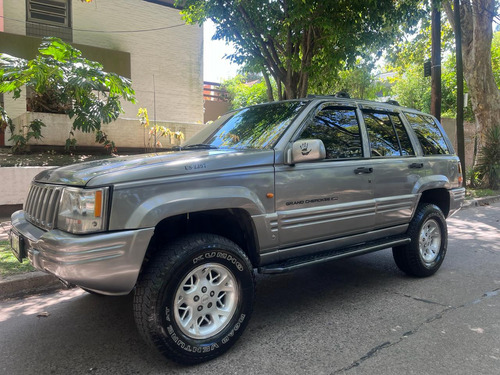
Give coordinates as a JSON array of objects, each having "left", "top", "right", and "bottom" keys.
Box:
[
  {"left": 262, "top": 70, "right": 274, "bottom": 102},
  {"left": 444, "top": 0, "right": 500, "bottom": 147}
]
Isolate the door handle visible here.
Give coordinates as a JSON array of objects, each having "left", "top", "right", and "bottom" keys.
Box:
[
  {"left": 409, "top": 162, "right": 424, "bottom": 169},
  {"left": 354, "top": 167, "right": 373, "bottom": 174}
]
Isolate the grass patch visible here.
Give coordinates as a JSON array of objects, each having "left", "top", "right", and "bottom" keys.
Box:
[
  {"left": 0, "top": 240, "right": 35, "bottom": 278},
  {"left": 466, "top": 188, "right": 500, "bottom": 199}
]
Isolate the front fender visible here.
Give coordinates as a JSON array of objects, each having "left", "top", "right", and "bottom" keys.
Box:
[{"left": 109, "top": 186, "right": 269, "bottom": 230}]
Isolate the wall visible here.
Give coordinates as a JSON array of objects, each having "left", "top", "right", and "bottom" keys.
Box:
[
  {"left": 204, "top": 100, "right": 231, "bottom": 123},
  {"left": 13, "top": 112, "right": 205, "bottom": 149},
  {"left": 0, "top": 0, "right": 4, "bottom": 32},
  {"left": 72, "top": 0, "right": 204, "bottom": 123},
  {"left": 441, "top": 118, "right": 476, "bottom": 169},
  {"left": 0, "top": 167, "right": 52, "bottom": 205},
  {"left": 1, "top": 0, "right": 204, "bottom": 148}
]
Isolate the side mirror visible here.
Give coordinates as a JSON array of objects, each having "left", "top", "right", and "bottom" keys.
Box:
[{"left": 285, "top": 139, "right": 326, "bottom": 165}]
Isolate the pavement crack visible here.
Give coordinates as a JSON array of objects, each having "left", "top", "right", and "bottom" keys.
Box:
[
  {"left": 333, "top": 288, "right": 499, "bottom": 374},
  {"left": 332, "top": 342, "right": 392, "bottom": 374},
  {"left": 392, "top": 291, "right": 451, "bottom": 307}
]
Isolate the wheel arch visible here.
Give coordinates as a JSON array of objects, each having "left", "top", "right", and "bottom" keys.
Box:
[
  {"left": 142, "top": 208, "right": 261, "bottom": 271},
  {"left": 418, "top": 188, "right": 450, "bottom": 217}
]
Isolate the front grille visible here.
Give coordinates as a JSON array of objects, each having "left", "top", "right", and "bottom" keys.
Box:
[{"left": 24, "top": 183, "right": 63, "bottom": 230}]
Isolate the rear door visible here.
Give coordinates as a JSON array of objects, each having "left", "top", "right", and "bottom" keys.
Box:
[
  {"left": 275, "top": 104, "right": 375, "bottom": 249},
  {"left": 360, "top": 109, "right": 420, "bottom": 229}
]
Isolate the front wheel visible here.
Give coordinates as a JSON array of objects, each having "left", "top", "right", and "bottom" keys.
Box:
[
  {"left": 393, "top": 203, "right": 448, "bottom": 277},
  {"left": 134, "top": 234, "right": 255, "bottom": 364}
]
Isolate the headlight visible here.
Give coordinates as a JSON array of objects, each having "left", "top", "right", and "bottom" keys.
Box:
[{"left": 57, "top": 187, "right": 109, "bottom": 234}]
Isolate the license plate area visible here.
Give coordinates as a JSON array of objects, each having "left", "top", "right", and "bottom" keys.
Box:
[{"left": 9, "top": 230, "right": 26, "bottom": 263}]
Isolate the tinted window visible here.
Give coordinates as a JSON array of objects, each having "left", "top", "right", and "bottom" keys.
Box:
[
  {"left": 186, "top": 101, "right": 307, "bottom": 149},
  {"left": 363, "top": 112, "right": 399, "bottom": 157},
  {"left": 404, "top": 113, "right": 450, "bottom": 155},
  {"left": 299, "top": 107, "right": 362, "bottom": 159},
  {"left": 390, "top": 114, "right": 415, "bottom": 156}
]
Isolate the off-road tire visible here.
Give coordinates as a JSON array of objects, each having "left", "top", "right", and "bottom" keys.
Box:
[
  {"left": 393, "top": 203, "right": 448, "bottom": 277},
  {"left": 134, "top": 233, "right": 255, "bottom": 364}
]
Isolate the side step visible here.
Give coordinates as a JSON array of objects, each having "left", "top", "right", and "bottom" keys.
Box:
[{"left": 258, "top": 236, "right": 410, "bottom": 274}]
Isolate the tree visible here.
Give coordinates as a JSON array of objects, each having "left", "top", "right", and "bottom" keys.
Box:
[
  {"left": 310, "top": 58, "right": 390, "bottom": 100},
  {"left": 181, "top": 0, "right": 423, "bottom": 99},
  {"left": 443, "top": 0, "right": 500, "bottom": 148},
  {"left": 388, "top": 63, "right": 432, "bottom": 111},
  {"left": 221, "top": 74, "right": 272, "bottom": 109},
  {"left": 0, "top": 37, "right": 135, "bottom": 152}
]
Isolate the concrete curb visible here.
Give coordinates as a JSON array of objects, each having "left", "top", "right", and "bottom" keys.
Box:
[
  {"left": 0, "top": 271, "right": 62, "bottom": 300},
  {"left": 462, "top": 195, "right": 500, "bottom": 209},
  {"left": 1, "top": 195, "right": 499, "bottom": 299}
]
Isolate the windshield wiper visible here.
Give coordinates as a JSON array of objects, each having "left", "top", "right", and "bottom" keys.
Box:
[{"left": 183, "top": 144, "right": 219, "bottom": 150}]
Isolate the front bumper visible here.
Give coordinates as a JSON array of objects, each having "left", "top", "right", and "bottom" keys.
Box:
[{"left": 10, "top": 210, "right": 155, "bottom": 295}]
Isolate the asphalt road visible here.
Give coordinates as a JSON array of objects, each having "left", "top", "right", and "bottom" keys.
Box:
[{"left": 1, "top": 202, "right": 499, "bottom": 375}]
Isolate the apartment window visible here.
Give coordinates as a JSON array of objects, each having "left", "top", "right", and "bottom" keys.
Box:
[{"left": 26, "top": 0, "right": 72, "bottom": 41}]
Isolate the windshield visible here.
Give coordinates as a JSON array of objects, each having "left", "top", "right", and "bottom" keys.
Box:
[{"left": 184, "top": 101, "right": 308, "bottom": 150}]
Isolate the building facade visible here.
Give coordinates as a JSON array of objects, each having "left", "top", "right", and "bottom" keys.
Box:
[{"left": 0, "top": 0, "right": 204, "bottom": 148}]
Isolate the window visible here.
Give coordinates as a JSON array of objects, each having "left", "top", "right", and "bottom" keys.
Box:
[
  {"left": 390, "top": 114, "right": 415, "bottom": 156},
  {"left": 404, "top": 113, "right": 450, "bottom": 155},
  {"left": 26, "top": 0, "right": 72, "bottom": 41},
  {"left": 299, "top": 107, "right": 362, "bottom": 159},
  {"left": 363, "top": 111, "right": 415, "bottom": 157},
  {"left": 185, "top": 101, "right": 307, "bottom": 150}
]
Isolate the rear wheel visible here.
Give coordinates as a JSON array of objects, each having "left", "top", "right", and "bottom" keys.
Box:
[
  {"left": 134, "top": 233, "right": 255, "bottom": 364},
  {"left": 393, "top": 203, "right": 448, "bottom": 277}
]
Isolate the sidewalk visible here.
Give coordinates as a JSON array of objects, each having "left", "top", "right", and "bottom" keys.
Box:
[
  {"left": 1, "top": 215, "right": 61, "bottom": 299},
  {"left": 1, "top": 194, "right": 500, "bottom": 300}
]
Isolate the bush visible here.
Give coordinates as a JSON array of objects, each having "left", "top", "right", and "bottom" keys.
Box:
[{"left": 477, "top": 125, "right": 500, "bottom": 190}]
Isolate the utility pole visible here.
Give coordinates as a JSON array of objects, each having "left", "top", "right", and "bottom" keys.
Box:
[
  {"left": 431, "top": 0, "right": 442, "bottom": 122},
  {"left": 454, "top": 0, "right": 466, "bottom": 182}
]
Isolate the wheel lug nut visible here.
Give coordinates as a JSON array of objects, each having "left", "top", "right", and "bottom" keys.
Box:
[
  {"left": 210, "top": 291, "right": 215, "bottom": 297},
  {"left": 194, "top": 295, "right": 200, "bottom": 302},
  {"left": 202, "top": 286, "right": 207, "bottom": 293},
  {"left": 208, "top": 302, "right": 213, "bottom": 308},
  {"left": 197, "top": 306, "right": 203, "bottom": 311}
]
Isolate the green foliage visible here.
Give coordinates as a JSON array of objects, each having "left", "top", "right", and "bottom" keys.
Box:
[
  {"left": 491, "top": 31, "right": 500, "bottom": 87},
  {"left": 221, "top": 75, "right": 271, "bottom": 109},
  {"left": 137, "top": 108, "right": 184, "bottom": 151},
  {"left": 310, "top": 59, "right": 389, "bottom": 100},
  {"left": 0, "top": 241, "right": 35, "bottom": 277},
  {"left": 476, "top": 125, "right": 500, "bottom": 190},
  {"left": 181, "top": 0, "right": 424, "bottom": 99},
  {"left": 0, "top": 37, "right": 136, "bottom": 153},
  {"left": 9, "top": 119, "right": 46, "bottom": 154},
  {"left": 387, "top": 63, "right": 431, "bottom": 112}
]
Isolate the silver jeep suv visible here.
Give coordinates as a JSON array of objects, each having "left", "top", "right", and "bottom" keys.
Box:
[{"left": 10, "top": 97, "right": 465, "bottom": 364}]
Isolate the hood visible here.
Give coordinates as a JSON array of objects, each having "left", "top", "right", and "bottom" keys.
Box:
[{"left": 34, "top": 149, "right": 275, "bottom": 187}]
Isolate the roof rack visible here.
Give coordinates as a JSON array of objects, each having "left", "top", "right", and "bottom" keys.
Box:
[
  {"left": 334, "top": 91, "right": 350, "bottom": 98},
  {"left": 385, "top": 99, "right": 400, "bottom": 106}
]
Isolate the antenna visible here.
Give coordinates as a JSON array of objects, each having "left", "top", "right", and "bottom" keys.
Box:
[{"left": 153, "top": 74, "right": 157, "bottom": 152}]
